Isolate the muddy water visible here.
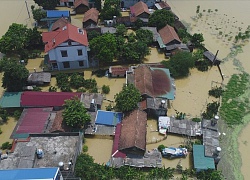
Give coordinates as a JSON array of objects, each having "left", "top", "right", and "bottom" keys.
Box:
[
  {"left": 144, "top": 47, "right": 167, "bottom": 63},
  {"left": 84, "top": 136, "right": 113, "bottom": 164},
  {"left": 168, "top": 0, "right": 250, "bottom": 179},
  {"left": 146, "top": 120, "right": 192, "bottom": 169},
  {"left": 0, "top": 117, "right": 17, "bottom": 146}
]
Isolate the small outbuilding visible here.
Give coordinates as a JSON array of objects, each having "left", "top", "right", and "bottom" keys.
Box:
[
  {"left": 108, "top": 66, "right": 129, "bottom": 78},
  {"left": 95, "top": 110, "right": 123, "bottom": 126},
  {"left": 82, "top": 8, "right": 99, "bottom": 28},
  {"left": 130, "top": 1, "right": 150, "bottom": 18},
  {"left": 27, "top": 72, "right": 51, "bottom": 85},
  {"left": 74, "top": 0, "right": 89, "bottom": 14}
]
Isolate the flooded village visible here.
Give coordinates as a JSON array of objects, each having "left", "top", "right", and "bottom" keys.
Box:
[{"left": 0, "top": 0, "right": 250, "bottom": 180}]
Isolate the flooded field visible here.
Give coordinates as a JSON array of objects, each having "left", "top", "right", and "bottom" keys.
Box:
[
  {"left": 84, "top": 136, "right": 113, "bottom": 164},
  {"left": 0, "top": 117, "right": 17, "bottom": 145}
]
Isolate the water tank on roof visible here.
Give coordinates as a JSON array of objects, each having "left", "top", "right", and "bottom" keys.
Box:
[
  {"left": 36, "top": 149, "right": 44, "bottom": 159},
  {"left": 58, "top": 161, "right": 64, "bottom": 170}
]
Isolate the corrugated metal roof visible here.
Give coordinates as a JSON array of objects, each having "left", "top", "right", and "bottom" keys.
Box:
[
  {"left": 0, "top": 92, "right": 22, "bottom": 108},
  {"left": 193, "top": 145, "right": 215, "bottom": 171},
  {"left": 20, "top": 92, "right": 81, "bottom": 107},
  {"left": 112, "top": 123, "right": 126, "bottom": 158},
  {"left": 0, "top": 167, "right": 59, "bottom": 180},
  {"left": 14, "top": 108, "right": 53, "bottom": 135},
  {"left": 47, "top": 10, "right": 70, "bottom": 18},
  {"left": 95, "top": 110, "right": 123, "bottom": 126}
]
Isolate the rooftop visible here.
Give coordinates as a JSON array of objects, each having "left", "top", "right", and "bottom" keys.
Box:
[
  {"left": 27, "top": 72, "right": 51, "bottom": 85},
  {"left": 193, "top": 145, "right": 215, "bottom": 171},
  {"left": 0, "top": 167, "right": 59, "bottom": 180},
  {"left": 74, "top": 0, "right": 89, "bottom": 8},
  {"left": 95, "top": 110, "right": 123, "bottom": 126},
  {"left": 49, "top": 17, "right": 69, "bottom": 31},
  {"left": 82, "top": 8, "right": 99, "bottom": 23},
  {"left": 0, "top": 133, "right": 81, "bottom": 170},
  {"left": 47, "top": 10, "right": 70, "bottom": 18},
  {"left": 202, "top": 129, "right": 220, "bottom": 157},
  {"left": 141, "top": 27, "right": 160, "bottom": 42},
  {"left": 158, "top": 24, "right": 181, "bottom": 45},
  {"left": 130, "top": 1, "right": 150, "bottom": 17},
  {"left": 0, "top": 92, "right": 22, "bottom": 108},
  {"left": 80, "top": 93, "right": 103, "bottom": 109}
]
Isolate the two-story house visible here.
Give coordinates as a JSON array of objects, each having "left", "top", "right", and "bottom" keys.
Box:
[{"left": 42, "top": 23, "right": 89, "bottom": 70}]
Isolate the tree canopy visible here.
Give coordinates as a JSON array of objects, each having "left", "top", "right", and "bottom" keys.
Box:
[
  {"left": 115, "top": 84, "right": 141, "bottom": 112},
  {"left": 148, "top": 9, "right": 175, "bottom": 30},
  {"left": 191, "top": 33, "right": 204, "bottom": 48},
  {"left": 34, "top": 0, "right": 59, "bottom": 10},
  {"left": 135, "top": 29, "right": 153, "bottom": 46},
  {"left": 63, "top": 97, "right": 91, "bottom": 128},
  {"left": 0, "top": 23, "right": 42, "bottom": 57},
  {"left": 162, "top": 51, "right": 195, "bottom": 78},
  {"left": 1, "top": 59, "right": 29, "bottom": 92},
  {"left": 100, "top": 0, "right": 121, "bottom": 20},
  {"left": 31, "top": 5, "right": 46, "bottom": 23},
  {"left": 89, "top": 33, "right": 117, "bottom": 64}
]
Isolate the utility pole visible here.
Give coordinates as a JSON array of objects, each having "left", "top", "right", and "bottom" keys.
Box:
[{"left": 25, "top": 1, "right": 30, "bottom": 19}]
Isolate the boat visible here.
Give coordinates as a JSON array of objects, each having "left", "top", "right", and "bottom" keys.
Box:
[{"left": 161, "top": 147, "right": 188, "bottom": 159}]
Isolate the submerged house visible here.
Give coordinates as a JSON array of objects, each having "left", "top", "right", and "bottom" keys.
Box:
[
  {"left": 42, "top": 23, "right": 89, "bottom": 70},
  {"left": 119, "top": 110, "right": 147, "bottom": 156},
  {"left": 157, "top": 24, "right": 181, "bottom": 49},
  {"left": 82, "top": 8, "right": 99, "bottom": 28},
  {"left": 74, "top": 0, "right": 89, "bottom": 14}
]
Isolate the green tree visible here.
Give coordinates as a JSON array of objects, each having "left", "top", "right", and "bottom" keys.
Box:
[
  {"left": 162, "top": 51, "right": 195, "bottom": 78},
  {"left": 102, "top": 85, "right": 110, "bottom": 94},
  {"left": 115, "top": 84, "right": 141, "bottom": 112},
  {"left": 191, "top": 33, "right": 204, "bottom": 48},
  {"left": 0, "top": 23, "right": 42, "bottom": 56},
  {"left": 116, "top": 24, "right": 127, "bottom": 36},
  {"left": 196, "top": 169, "right": 224, "bottom": 180},
  {"left": 0, "top": 107, "right": 9, "bottom": 122},
  {"left": 100, "top": 0, "right": 121, "bottom": 20},
  {"left": 34, "top": 0, "right": 59, "bottom": 10},
  {"left": 89, "top": 33, "right": 117, "bottom": 64},
  {"left": 87, "top": 30, "right": 101, "bottom": 41},
  {"left": 148, "top": 9, "right": 175, "bottom": 30},
  {"left": 2, "top": 60, "right": 29, "bottom": 92},
  {"left": 70, "top": 73, "right": 84, "bottom": 89},
  {"left": 136, "top": 29, "right": 153, "bottom": 46},
  {"left": 133, "top": 19, "right": 144, "bottom": 30},
  {"left": 63, "top": 97, "right": 91, "bottom": 128},
  {"left": 31, "top": 5, "right": 46, "bottom": 23}
]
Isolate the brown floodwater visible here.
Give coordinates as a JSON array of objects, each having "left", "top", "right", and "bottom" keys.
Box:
[{"left": 0, "top": 117, "right": 17, "bottom": 146}]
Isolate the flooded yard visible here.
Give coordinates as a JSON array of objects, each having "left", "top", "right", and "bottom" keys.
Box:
[{"left": 0, "top": 117, "right": 17, "bottom": 145}]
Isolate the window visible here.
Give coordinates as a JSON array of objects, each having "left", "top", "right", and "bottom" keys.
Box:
[
  {"left": 63, "top": 61, "right": 70, "bottom": 68},
  {"left": 61, "top": 50, "right": 68, "bottom": 57},
  {"left": 79, "top": 61, "right": 84, "bottom": 67},
  {"left": 68, "top": 41, "right": 72, "bottom": 46},
  {"left": 77, "top": 49, "right": 83, "bottom": 56}
]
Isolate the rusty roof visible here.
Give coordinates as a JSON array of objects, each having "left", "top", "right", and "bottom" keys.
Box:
[
  {"left": 158, "top": 24, "right": 181, "bottom": 45},
  {"left": 109, "top": 66, "right": 129, "bottom": 76},
  {"left": 134, "top": 65, "right": 154, "bottom": 97},
  {"left": 83, "top": 8, "right": 99, "bottom": 23},
  {"left": 49, "top": 110, "right": 72, "bottom": 132},
  {"left": 158, "top": 2, "right": 171, "bottom": 10},
  {"left": 50, "top": 17, "right": 69, "bottom": 31},
  {"left": 74, "top": 0, "right": 89, "bottom": 8},
  {"left": 119, "top": 110, "right": 147, "bottom": 151},
  {"left": 130, "top": 1, "right": 150, "bottom": 17}
]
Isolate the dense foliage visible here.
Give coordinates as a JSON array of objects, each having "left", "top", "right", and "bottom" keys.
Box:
[
  {"left": 191, "top": 33, "right": 204, "bottom": 48},
  {"left": 100, "top": 0, "right": 121, "bottom": 20},
  {"left": 209, "top": 86, "right": 224, "bottom": 98},
  {"left": 63, "top": 97, "right": 91, "bottom": 128},
  {"left": 135, "top": 29, "right": 153, "bottom": 46},
  {"left": 162, "top": 51, "right": 195, "bottom": 78},
  {"left": 31, "top": 5, "right": 46, "bottom": 23},
  {"left": 102, "top": 85, "right": 110, "bottom": 94},
  {"left": 115, "top": 84, "right": 141, "bottom": 112},
  {"left": 0, "top": 23, "right": 42, "bottom": 58},
  {"left": 220, "top": 73, "right": 250, "bottom": 126},
  {"left": 202, "top": 101, "right": 220, "bottom": 119},
  {"left": 148, "top": 9, "right": 175, "bottom": 30},
  {"left": 1, "top": 59, "right": 29, "bottom": 92},
  {"left": 34, "top": 0, "right": 59, "bottom": 10},
  {"left": 193, "top": 49, "right": 211, "bottom": 71}
]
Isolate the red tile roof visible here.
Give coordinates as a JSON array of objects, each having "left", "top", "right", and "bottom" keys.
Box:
[
  {"left": 158, "top": 25, "right": 181, "bottom": 45},
  {"left": 42, "top": 23, "right": 88, "bottom": 52},
  {"left": 50, "top": 17, "right": 69, "bottom": 31},
  {"left": 119, "top": 110, "right": 147, "bottom": 152},
  {"left": 130, "top": 1, "right": 150, "bottom": 17},
  {"left": 109, "top": 66, "right": 129, "bottom": 76},
  {"left": 82, "top": 8, "right": 99, "bottom": 23},
  {"left": 134, "top": 65, "right": 154, "bottom": 97},
  {"left": 112, "top": 123, "right": 126, "bottom": 158},
  {"left": 20, "top": 92, "right": 82, "bottom": 107},
  {"left": 15, "top": 108, "right": 53, "bottom": 134},
  {"left": 74, "top": 0, "right": 89, "bottom": 8}
]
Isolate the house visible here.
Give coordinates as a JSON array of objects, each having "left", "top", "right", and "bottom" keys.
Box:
[
  {"left": 108, "top": 66, "right": 129, "bottom": 77},
  {"left": 74, "top": 0, "right": 89, "bottom": 14},
  {"left": 130, "top": 1, "right": 150, "bottom": 19},
  {"left": 193, "top": 145, "right": 215, "bottom": 172},
  {"left": 119, "top": 110, "right": 147, "bottom": 156},
  {"left": 121, "top": 0, "right": 155, "bottom": 9},
  {"left": 203, "top": 51, "right": 221, "bottom": 65},
  {"left": 116, "top": 16, "right": 138, "bottom": 27},
  {"left": 0, "top": 167, "right": 62, "bottom": 180},
  {"left": 80, "top": 93, "right": 103, "bottom": 111},
  {"left": 27, "top": 72, "right": 51, "bottom": 85},
  {"left": 49, "top": 17, "right": 69, "bottom": 31},
  {"left": 41, "top": 10, "right": 71, "bottom": 28},
  {"left": 20, "top": 91, "right": 82, "bottom": 109},
  {"left": 154, "top": 1, "right": 171, "bottom": 10},
  {"left": 82, "top": 8, "right": 99, "bottom": 28},
  {"left": 157, "top": 24, "right": 181, "bottom": 49},
  {"left": 42, "top": 23, "right": 89, "bottom": 70},
  {"left": 146, "top": 97, "right": 168, "bottom": 118},
  {"left": 59, "top": 0, "right": 75, "bottom": 7},
  {"left": 11, "top": 108, "right": 55, "bottom": 139},
  {"left": 111, "top": 123, "right": 126, "bottom": 158},
  {"left": 95, "top": 110, "right": 123, "bottom": 126},
  {"left": 127, "top": 65, "right": 176, "bottom": 100}
]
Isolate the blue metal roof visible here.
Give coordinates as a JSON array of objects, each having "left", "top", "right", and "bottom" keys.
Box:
[
  {"left": 0, "top": 167, "right": 59, "bottom": 180},
  {"left": 193, "top": 145, "right": 215, "bottom": 171},
  {"left": 95, "top": 110, "right": 123, "bottom": 126},
  {"left": 0, "top": 92, "right": 22, "bottom": 108},
  {"left": 47, "top": 10, "right": 70, "bottom": 18}
]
